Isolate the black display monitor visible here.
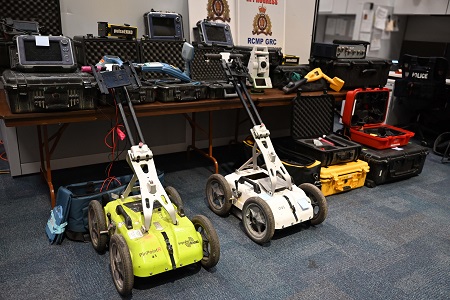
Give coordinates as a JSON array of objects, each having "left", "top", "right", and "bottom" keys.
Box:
[
  {"left": 12, "top": 35, "right": 76, "bottom": 72},
  {"left": 144, "top": 11, "right": 184, "bottom": 40},
  {"left": 196, "top": 20, "right": 233, "bottom": 47}
]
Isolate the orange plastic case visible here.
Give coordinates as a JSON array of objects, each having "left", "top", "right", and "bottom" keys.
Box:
[{"left": 343, "top": 87, "right": 414, "bottom": 149}]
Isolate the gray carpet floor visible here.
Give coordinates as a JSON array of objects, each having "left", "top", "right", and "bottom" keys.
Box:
[{"left": 0, "top": 142, "right": 449, "bottom": 300}]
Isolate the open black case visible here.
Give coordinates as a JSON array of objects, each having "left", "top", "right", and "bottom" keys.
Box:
[{"left": 285, "top": 93, "right": 362, "bottom": 166}]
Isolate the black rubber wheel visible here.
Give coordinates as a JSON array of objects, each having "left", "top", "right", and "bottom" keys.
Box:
[
  {"left": 191, "top": 215, "right": 220, "bottom": 269},
  {"left": 165, "top": 186, "right": 185, "bottom": 216},
  {"left": 206, "top": 174, "right": 232, "bottom": 216},
  {"left": 242, "top": 197, "right": 275, "bottom": 244},
  {"left": 109, "top": 234, "right": 134, "bottom": 296},
  {"left": 365, "top": 179, "right": 377, "bottom": 188},
  {"left": 88, "top": 200, "right": 108, "bottom": 253},
  {"left": 299, "top": 183, "right": 328, "bottom": 225}
]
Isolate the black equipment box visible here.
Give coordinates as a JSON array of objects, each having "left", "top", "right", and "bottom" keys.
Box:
[
  {"left": 309, "top": 57, "right": 391, "bottom": 89},
  {"left": 156, "top": 82, "right": 208, "bottom": 102},
  {"left": 289, "top": 93, "right": 362, "bottom": 166},
  {"left": 1, "top": 69, "right": 97, "bottom": 113},
  {"left": 311, "top": 41, "right": 368, "bottom": 60},
  {"left": 99, "top": 83, "right": 157, "bottom": 106},
  {"left": 206, "top": 82, "right": 236, "bottom": 99},
  {"left": 73, "top": 35, "right": 140, "bottom": 66},
  {"left": 359, "top": 143, "right": 428, "bottom": 188},
  {"left": 127, "top": 84, "right": 158, "bottom": 104}
]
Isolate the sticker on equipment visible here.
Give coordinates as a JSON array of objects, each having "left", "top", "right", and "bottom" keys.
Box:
[{"left": 128, "top": 230, "right": 143, "bottom": 239}]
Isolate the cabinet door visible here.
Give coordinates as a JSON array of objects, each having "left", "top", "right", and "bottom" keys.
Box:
[
  {"left": 394, "top": 0, "right": 449, "bottom": 15},
  {"left": 319, "top": 0, "right": 349, "bottom": 14}
]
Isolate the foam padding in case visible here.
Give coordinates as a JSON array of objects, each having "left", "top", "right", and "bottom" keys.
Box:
[
  {"left": 73, "top": 36, "right": 140, "bottom": 66},
  {"left": 291, "top": 94, "right": 335, "bottom": 138},
  {"left": 190, "top": 45, "right": 227, "bottom": 82},
  {"left": 140, "top": 40, "right": 185, "bottom": 80},
  {"left": 0, "top": 0, "right": 62, "bottom": 36}
]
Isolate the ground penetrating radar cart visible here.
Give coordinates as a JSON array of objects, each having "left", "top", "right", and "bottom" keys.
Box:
[
  {"left": 205, "top": 53, "right": 328, "bottom": 244},
  {"left": 87, "top": 57, "right": 220, "bottom": 296}
]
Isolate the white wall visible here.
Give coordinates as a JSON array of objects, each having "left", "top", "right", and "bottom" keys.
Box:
[
  {"left": 60, "top": 0, "right": 316, "bottom": 65},
  {"left": 285, "top": 0, "right": 317, "bottom": 63},
  {"left": 59, "top": 0, "right": 190, "bottom": 39}
]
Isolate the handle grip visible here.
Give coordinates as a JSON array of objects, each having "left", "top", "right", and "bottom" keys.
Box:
[
  {"left": 116, "top": 205, "right": 133, "bottom": 229},
  {"left": 282, "top": 78, "right": 308, "bottom": 94}
]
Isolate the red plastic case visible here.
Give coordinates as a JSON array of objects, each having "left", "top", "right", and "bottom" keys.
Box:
[{"left": 343, "top": 88, "right": 415, "bottom": 149}]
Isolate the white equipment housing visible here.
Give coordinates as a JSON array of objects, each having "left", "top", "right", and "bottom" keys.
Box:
[{"left": 247, "top": 46, "right": 272, "bottom": 89}]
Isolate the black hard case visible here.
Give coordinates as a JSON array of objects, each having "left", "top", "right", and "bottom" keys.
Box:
[
  {"left": 73, "top": 35, "right": 141, "bottom": 66},
  {"left": 1, "top": 69, "right": 97, "bottom": 113},
  {"left": 190, "top": 44, "right": 235, "bottom": 99},
  {"left": 99, "top": 84, "right": 157, "bottom": 106},
  {"left": 0, "top": 0, "right": 63, "bottom": 68},
  {"left": 0, "top": 0, "right": 63, "bottom": 37},
  {"left": 309, "top": 57, "right": 391, "bottom": 89},
  {"left": 359, "top": 143, "right": 428, "bottom": 187},
  {"left": 156, "top": 82, "right": 208, "bottom": 103},
  {"left": 289, "top": 93, "right": 362, "bottom": 166}
]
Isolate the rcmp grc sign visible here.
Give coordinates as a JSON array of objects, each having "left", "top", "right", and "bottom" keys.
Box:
[{"left": 238, "top": 0, "right": 284, "bottom": 47}]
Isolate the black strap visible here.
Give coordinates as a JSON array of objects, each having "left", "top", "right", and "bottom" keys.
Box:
[
  {"left": 161, "top": 232, "right": 177, "bottom": 270},
  {"left": 283, "top": 195, "right": 298, "bottom": 222}
]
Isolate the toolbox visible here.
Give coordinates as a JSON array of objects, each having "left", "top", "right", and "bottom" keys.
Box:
[
  {"left": 73, "top": 35, "right": 140, "bottom": 66},
  {"left": 244, "top": 136, "right": 322, "bottom": 188},
  {"left": 1, "top": 69, "right": 97, "bottom": 113},
  {"left": 289, "top": 93, "right": 362, "bottom": 166},
  {"left": 156, "top": 82, "right": 208, "bottom": 102},
  {"left": 320, "top": 159, "right": 369, "bottom": 196},
  {"left": 359, "top": 143, "right": 428, "bottom": 188},
  {"left": 309, "top": 57, "right": 391, "bottom": 89},
  {"left": 343, "top": 87, "right": 415, "bottom": 149}
]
